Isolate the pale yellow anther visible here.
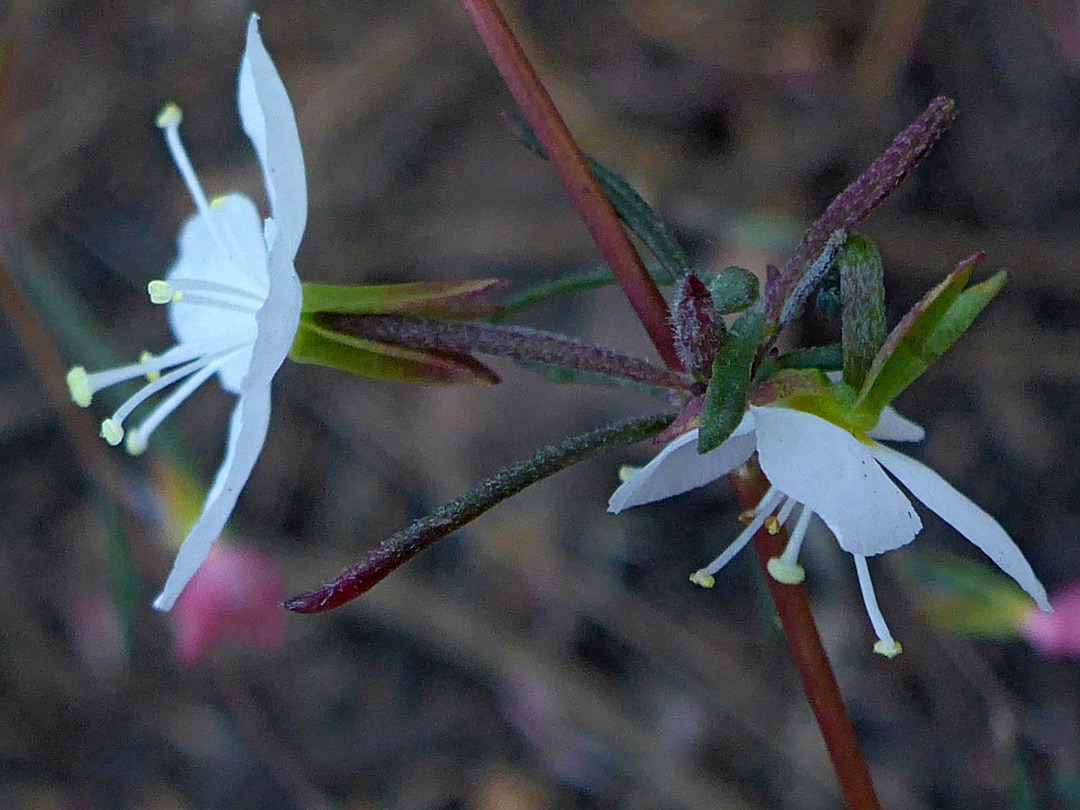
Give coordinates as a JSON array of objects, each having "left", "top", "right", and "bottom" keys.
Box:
[
  {"left": 617, "top": 464, "right": 642, "bottom": 483},
  {"left": 873, "top": 640, "right": 903, "bottom": 659},
  {"left": 689, "top": 570, "right": 715, "bottom": 589},
  {"left": 125, "top": 430, "right": 147, "bottom": 457},
  {"left": 156, "top": 103, "right": 182, "bottom": 129},
  {"left": 66, "top": 366, "right": 92, "bottom": 407},
  {"left": 764, "top": 516, "right": 781, "bottom": 535},
  {"left": 138, "top": 351, "right": 160, "bottom": 382},
  {"left": 210, "top": 195, "right": 228, "bottom": 209},
  {"left": 100, "top": 419, "right": 124, "bottom": 446},
  {"left": 738, "top": 508, "right": 756, "bottom": 524},
  {"left": 148, "top": 280, "right": 178, "bottom": 305},
  {"left": 767, "top": 557, "right": 806, "bottom": 585}
]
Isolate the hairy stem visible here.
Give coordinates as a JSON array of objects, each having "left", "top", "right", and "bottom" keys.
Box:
[
  {"left": 456, "top": 0, "right": 681, "bottom": 371},
  {"left": 730, "top": 461, "right": 883, "bottom": 810},
  {"left": 286, "top": 413, "right": 674, "bottom": 613},
  {"left": 318, "top": 313, "right": 691, "bottom": 390}
]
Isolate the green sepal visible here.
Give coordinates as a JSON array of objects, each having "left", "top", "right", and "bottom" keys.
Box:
[
  {"left": 698, "top": 309, "right": 764, "bottom": 453},
  {"left": 838, "top": 234, "right": 886, "bottom": 389},
  {"left": 301, "top": 278, "right": 504, "bottom": 317},
  {"left": 707, "top": 266, "right": 760, "bottom": 314},
  {"left": 516, "top": 361, "right": 672, "bottom": 398},
  {"left": 855, "top": 254, "right": 1005, "bottom": 418},
  {"left": 289, "top": 314, "right": 499, "bottom": 385}
]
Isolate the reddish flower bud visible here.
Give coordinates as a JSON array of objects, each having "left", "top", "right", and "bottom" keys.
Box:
[{"left": 672, "top": 274, "right": 722, "bottom": 380}]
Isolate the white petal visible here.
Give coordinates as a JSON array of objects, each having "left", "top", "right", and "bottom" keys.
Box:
[
  {"left": 239, "top": 13, "right": 307, "bottom": 261},
  {"left": 871, "top": 442, "right": 1051, "bottom": 610},
  {"left": 752, "top": 406, "right": 922, "bottom": 555},
  {"left": 608, "top": 412, "right": 756, "bottom": 513},
  {"left": 867, "top": 406, "right": 925, "bottom": 443},
  {"left": 166, "top": 194, "right": 266, "bottom": 393},
  {"left": 153, "top": 384, "right": 273, "bottom": 611}
]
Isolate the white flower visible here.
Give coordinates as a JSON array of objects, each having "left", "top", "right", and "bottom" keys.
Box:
[
  {"left": 609, "top": 403, "right": 1050, "bottom": 657},
  {"left": 66, "top": 14, "right": 305, "bottom": 611}
]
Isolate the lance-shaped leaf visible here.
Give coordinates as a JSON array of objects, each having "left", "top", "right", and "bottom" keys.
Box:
[
  {"left": 290, "top": 314, "right": 499, "bottom": 385},
  {"left": 491, "top": 263, "right": 672, "bottom": 323},
  {"left": 285, "top": 413, "right": 674, "bottom": 613},
  {"left": 698, "top": 309, "right": 765, "bottom": 454},
  {"left": 302, "top": 278, "right": 505, "bottom": 317},
  {"left": 839, "top": 234, "right": 886, "bottom": 390},
  {"left": 856, "top": 252, "right": 1006, "bottom": 417},
  {"left": 509, "top": 119, "right": 690, "bottom": 278},
  {"left": 764, "top": 97, "right": 956, "bottom": 332}
]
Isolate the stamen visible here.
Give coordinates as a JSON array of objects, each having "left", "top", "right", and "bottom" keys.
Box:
[
  {"left": 151, "top": 278, "right": 264, "bottom": 305},
  {"left": 124, "top": 351, "right": 237, "bottom": 455},
  {"left": 767, "top": 501, "right": 815, "bottom": 585},
  {"left": 691, "top": 486, "right": 784, "bottom": 586},
  {"left": 139, "top": 352, "right": 161, "bottom": 382},
  {"left": 102, "top": 357, "right": 208, "bottom": 445},
  {"left": 67, "top": 367, "right": 93, "bottom": 407},
  {"left": 148, "top": 280, "right": 182, "bottom": 304},
  {"left": 853, "top": 554, "right": 902, "bottom": 658},
  {"left": 156, "top": 104, "right": 240, "bottom": 264}
]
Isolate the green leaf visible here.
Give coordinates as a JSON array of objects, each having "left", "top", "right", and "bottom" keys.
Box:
[
  {"left": 698, "top": 310, "right": 765, "bottom": 453},
  {"left": 490, "top": 263, "right": 672, "bottom": 323},
  {"left": 856, "top": 254, "right": 1004, "bottom": 417},
  {"left": 512, "top": 122, "right": 689, "bottom": 277},
  {"left": 289, "top": 315, "right": 498, "bottom": 385},
  {"left": 707, "top": 266, "right": 759, "bottom": 314},
  {"left": 516, "top": 360, "right": 672, "bottom": 398},
  {"left": 838, "top": 234, "right": 886, "bottom": 389},
  {"left": 301, "top": 279, "right": 504, "bottom": 317}
]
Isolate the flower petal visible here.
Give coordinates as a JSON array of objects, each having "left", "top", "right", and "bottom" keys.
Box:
[
  {"left": 752, "top": 405, "right": 922, "bottom": 555},
  {"left": 152, "top": 384, "right": 272, "bottom": 611},
  {"left": 239, "top": 13, "right": 307, "bottom": 260},
  {"left": 608, "top": 412, "right": 756, "bottom": 513},
  {"left": 871, "top": 442, "right": 1050, "bottom": 610},
  {"left": 867, "top": 405, "right": 925, "bottom": 442}
]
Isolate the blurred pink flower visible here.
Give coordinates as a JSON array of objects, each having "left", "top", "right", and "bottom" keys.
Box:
[
  {"left": 1021, "top": 582, "right": 1080, "bottom": 658},
  {"left": 171, "top": 543, "right": 286, "bottom": 665}
]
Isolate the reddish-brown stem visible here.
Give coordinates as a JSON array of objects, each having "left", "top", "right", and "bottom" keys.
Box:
[
  {"left": 730, "top": 461, "right": 882, "bottom": 810},
  {"left": 456, "top": 0, "right": 682, "bottom": 371}
]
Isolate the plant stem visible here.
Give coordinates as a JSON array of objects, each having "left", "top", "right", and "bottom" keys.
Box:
[
  {"left": 456, "top": 0, "right": 682, "bottom": 371},
  {"left": 730, "top": 460, "right": 883, "bottom": 810}
]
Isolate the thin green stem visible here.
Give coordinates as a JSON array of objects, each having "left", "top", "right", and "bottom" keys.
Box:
[
  {"left": 729, "top": 461, "right": 882, "bottom": 810},
  {"left": 455, "top": 0, "right": 682, "bottom": 371}
]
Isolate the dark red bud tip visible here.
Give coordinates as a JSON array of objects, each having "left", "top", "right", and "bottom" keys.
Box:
[
  {"left": 672, "top": 274, "right": 721, "bottom": 379},
  {"left": 283, "top": 549, "right": 403, "bottom": 613}
]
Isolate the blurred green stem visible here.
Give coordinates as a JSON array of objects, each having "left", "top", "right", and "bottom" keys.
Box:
[{"left": 455, "top": 0, "right": 682, "bottom": 371}]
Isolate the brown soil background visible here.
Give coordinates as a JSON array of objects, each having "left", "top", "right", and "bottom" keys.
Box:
[{"left": 1, "top": 1, "right": 1079, "bottom": 808}]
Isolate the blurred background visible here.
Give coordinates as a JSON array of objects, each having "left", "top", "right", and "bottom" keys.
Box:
[{"left": 2, "top": 0, "right": 1080, "bottom": 807}]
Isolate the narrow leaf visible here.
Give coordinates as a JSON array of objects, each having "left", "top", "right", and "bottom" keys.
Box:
[
  {"left": 285, "top": 412, "right": 675, "bottom": 612},
  {"left": 301, "top": 278, "right": 505, "bottom": 317},
  {"left": 510, "top": 119, "right": 690, "bottom": 277},
  {"left": 698, "top": 310, "right": 765, "bottom": 453},
  {"left": 839, "top": 234, "right": 886, "bottom": 389}
]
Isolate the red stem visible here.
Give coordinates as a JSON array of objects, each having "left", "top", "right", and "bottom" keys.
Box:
[
  {"left": 730, "top": 462, "right": 882, "bottom": 810},
  {"left": 456, "top": 0, "right": 682, "bottom": 371}
]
